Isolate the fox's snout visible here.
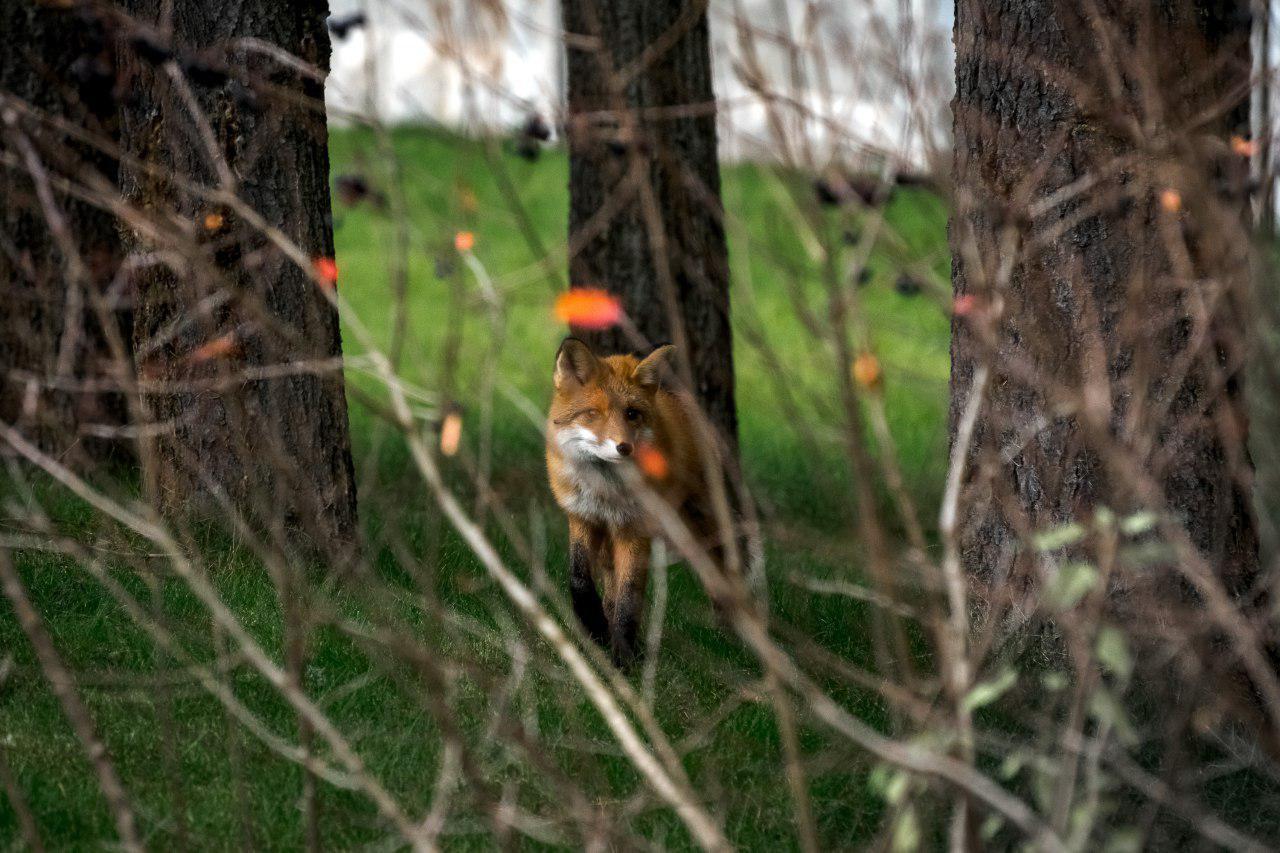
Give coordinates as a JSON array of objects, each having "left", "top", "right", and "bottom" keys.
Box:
[{"left": 556, "top": 422, "right": 636, "bottom": 464}]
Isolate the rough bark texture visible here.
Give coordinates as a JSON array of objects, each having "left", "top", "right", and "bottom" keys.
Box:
[
  {"left": 562, "top": 0, "right": 738, "bottom": 449},
  {"left": 117, "top": 1, "right": 357, "bottom": 549},
  {"left": 950, "top": 2, "right": 1258, "bottom": 588},
  {"left": 0, "top": 2, "right": 129, "bottom": 463}
]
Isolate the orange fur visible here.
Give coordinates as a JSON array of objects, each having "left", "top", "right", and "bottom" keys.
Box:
[{"left": 545, "top": 338, "right": 714, "bottom": 667}]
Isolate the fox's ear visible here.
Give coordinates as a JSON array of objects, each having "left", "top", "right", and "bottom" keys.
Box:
[
  {"left": 634, "top": 344, "right": 676, "bottom": 388},
  {"left": 554, "top": 338, "right": 598, "bottom": 389}
]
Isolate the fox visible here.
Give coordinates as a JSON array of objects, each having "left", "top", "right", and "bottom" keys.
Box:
[{"left": 546, "top": 337, "right": 722, "bottom": 668}]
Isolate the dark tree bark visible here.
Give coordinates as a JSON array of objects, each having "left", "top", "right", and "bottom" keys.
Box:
[
  {"left": 116, "top": 1, "right": 357, "bottom": 549},
  {"left": 561, "top": 0, "right": 738, "bottom": 449},
  {"left": 0, "top": 2, "right": 130, "bottom": 463},
  {"left": 951, "top": 4, "right": 1258, "bottom": 587}
]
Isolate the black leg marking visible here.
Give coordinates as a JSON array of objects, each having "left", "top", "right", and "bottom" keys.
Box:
[
  {"left": 611, "top": 585, "right": 643, "bottom": 670},
  {"left": 570, "top": 543, "right": 610, "bottom": 646}
]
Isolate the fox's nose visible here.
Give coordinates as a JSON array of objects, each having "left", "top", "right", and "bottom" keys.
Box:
[{"left": 616, "top": 442, "right": 633, "bottom": 457}]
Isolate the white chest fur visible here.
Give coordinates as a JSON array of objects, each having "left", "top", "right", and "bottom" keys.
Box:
[{"left": 557, "top": 459, "right": 643, "bottom": 527}]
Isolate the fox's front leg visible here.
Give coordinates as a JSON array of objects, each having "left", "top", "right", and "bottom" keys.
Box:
[
  {"left": 610, "top": 534, "right": 650, "bottom": 669},
  {"left": 568, "top": 517, "right": 610, "bottom": 646}
]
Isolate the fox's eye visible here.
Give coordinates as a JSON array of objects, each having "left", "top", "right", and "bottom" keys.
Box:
[{"left": 624, "top": 407, "right": 643, "bottom": 422}]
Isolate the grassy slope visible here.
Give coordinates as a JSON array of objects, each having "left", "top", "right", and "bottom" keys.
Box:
[
  {"left": 328, "top": 130, "right": 951, "bottom": 519},
  {"left": 0, "top": 129, "right": 951, "bottom": 849}
]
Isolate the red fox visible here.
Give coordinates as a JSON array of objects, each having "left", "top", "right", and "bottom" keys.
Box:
[{"left": 546, "top": 337, "right": 720, "bottom": 667}]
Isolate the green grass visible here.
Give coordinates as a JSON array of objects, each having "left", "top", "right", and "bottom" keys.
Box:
[
  {"left": 327, "top": 128, "right": 951, "bottom": 520},
  {"left": 0, "top": 128, "right": 952, "bottom": 849}
]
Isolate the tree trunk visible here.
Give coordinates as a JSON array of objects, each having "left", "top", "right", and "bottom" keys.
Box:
[
  {"left": 117, "top": 1, "right": 357, "bottom": 549},
  {"left": 950, "top": 2, "right": 1258, "bottom": 588},
  {"left": 561, "top": 0, "right": 737, "bottom": 449},
  {"left": 0, "top": 1, "right": 130, "bottom": 464}
]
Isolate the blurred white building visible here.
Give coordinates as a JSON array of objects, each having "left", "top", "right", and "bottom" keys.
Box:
[{"left": 325, "top": 0, "right": 952, "bottom": 168}]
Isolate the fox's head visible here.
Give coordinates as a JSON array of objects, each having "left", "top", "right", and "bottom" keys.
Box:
[{"left": 549, "top": 338, "right": 676, "bottom": 465}]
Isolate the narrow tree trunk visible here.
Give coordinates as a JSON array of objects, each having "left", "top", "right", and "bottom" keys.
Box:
[
  {"left": 950, "top": 3, "right": 1258, "bottom": 587},
  {"left": 561, "top": 0, "right": 737, "bottom": 449},
  {"left": 117, "top": 1, "right": 357, "bottom": 549},
  {"left": 0, "top": 2, "right": 129, "bottom": 464}
]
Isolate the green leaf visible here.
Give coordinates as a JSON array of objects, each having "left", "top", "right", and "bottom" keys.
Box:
[
  {"left": 1045, "top": 561, "right": 1098, "bottom": 610},
  {"left": 884, "top": 770, "right": 910, "bottom": 806},
  {"left": 1041, "top": 671, "right": 1069, "bottom": 692},
  {"left": 1118, "top": 541, "right": 1175, "bottom": 567},
  {"left": 1095, "top": 627, "right": 1133, "bottom": 683},
  {"left": 1069, "top": 801, "right": 1099, "bottom": 842},
  {"left": 868, "top": 763, "right": 890, "bottom": 792},
  {"left": 962, "top": 668, "right": 1018, "bottom": 713},
  {"left": 1119, "top": 511, "right": 1158, "bottom": 536},
  {"left": 999, "top": 750, "right": 1027, "bottom": 780},
  {"left": 1103, "top": 828, "right": 1143, "bottom": 853},
  {"left": 892, "top": 806, "right": 921, "bottom": 853},
  {"left": 1033, "top": 522, "right": 1087, "bottom": 551}
]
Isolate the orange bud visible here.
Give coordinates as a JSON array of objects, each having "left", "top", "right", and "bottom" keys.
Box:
[
  {"left": 635, "top": 443, "right": 669, "bottom": 479},
  {"left": 851, "top": 352, "right": 882, "bottom": 391},
  {"left": 953, "top": 293, "right": 978, "bottom": 317},
  {"left": 189, "top": 332, "right": 238, "bottom": 363},
  {"left": 313, "top": 256, "right": 339, "bottom": 287},
  {"left": 1159, "top": 189, "right": 1182, "bottom": 213},
  {"left": 454, "top": 231, "right": 475, "bottom": 252},
  {"left": 440, "top": 410, "right": 462, "bottom": 457},
  {"left": 1231, "top": 135, "right": 1258, "bottom": 157},
  {"left": 554, "top": 288, "right": 623, "bottom": 330},
  {"left": 203, "top": 212, "right": 224, "bottom": 232}
]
